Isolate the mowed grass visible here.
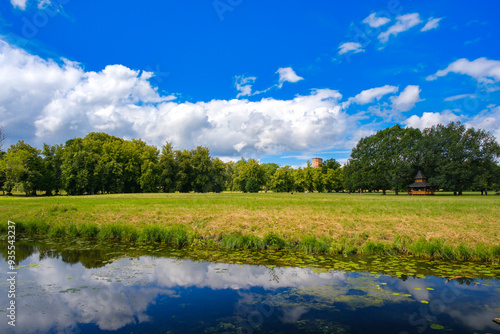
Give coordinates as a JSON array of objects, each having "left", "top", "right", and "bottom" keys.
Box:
[{"left": 1, "top": 192, "right": 499, "bottom": 260}]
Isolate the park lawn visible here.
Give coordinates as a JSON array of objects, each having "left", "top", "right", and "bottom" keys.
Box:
[{"left": 1, "top": 192, "right": 499, "bottom": 259}]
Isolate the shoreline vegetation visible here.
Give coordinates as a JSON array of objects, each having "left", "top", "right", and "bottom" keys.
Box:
[{"left": 1, "top": 193, "right": 499, "bottom": 262}]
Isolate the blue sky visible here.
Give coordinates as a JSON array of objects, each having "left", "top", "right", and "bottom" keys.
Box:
[{"left": 1, "top": 0, "right": 499, "bottom": 166}]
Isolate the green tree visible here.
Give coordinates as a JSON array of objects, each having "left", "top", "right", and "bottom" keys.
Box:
[
  {"left": 344, "top": 125, "right": 421, "bottom": 194},
  {"left": 245, "top": 177, "right": 261, "bottom": 193},
  {"left": 312, "top": 168, "right": 325, "bottom": 192},
  {"left": 262, "top": 162, "right": 279, "bottom": 191},
  {"left": 211, "top": 158, "right": 228, "bottom": 193},
  {"left": 324, "top": 167, "right": 344, "bottom": 192},
  {"left": 321, "top": 158, "right": 341, "bottom": 173},
  {"left": 420, "top": 122, "right": 500, "bottom": 194},
  {"left": 41, "top": 144, "right": 64, "bottom": 195},
  {"left": 158, "top": 142, "right": 177, "bottom": 192},
  {"left": 233, "top": 158, "right": 265, "bottom": 192},
  {"left": 269, "top": 166, "right": 295, "bottom": 192},
  {"left": 2, "top": 141, "right": 43, "bottom": 195}
]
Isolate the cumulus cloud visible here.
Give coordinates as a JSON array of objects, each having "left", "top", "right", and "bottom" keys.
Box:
[
  {"left": 405, "top": 106, "right": 500, "bottom": 141},
  {"left": 378, "top": 13, "right": 422, "bottom": 43},
  {"left": 421, "top": 17, "right": 442, "bottom": 31},
  {"left": 390, "top": 85, "right": 422, "bottom": 111},
  {"left": 0, "top": 40, "right": 84, "bottom": 140},
  {"left": 350, "top": 85, "right": 399, "bottom": 105},
  {"left": 466, "top": 106, "right": 500, "bottom": 140},
  {"left": 276, "top": 67, "right": 304, "bottom": 88},
  {"left": 426, "top": 57, "right": 500, "bottom": 83},
  {"left": 404, "top": 111, "right": 461, "bottom": 130},
  {"left": 362, "top": 13, "right": 390, "bottom": 28},
  {"left": 338, "top": 42, "right": 365, "bottom": 56},
  {"left": 0, "top": 41, "right": 365, "bottom": 158}
]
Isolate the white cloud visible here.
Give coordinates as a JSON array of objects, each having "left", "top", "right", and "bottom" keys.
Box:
[
  {"left": 404, "top": 111, "right": 461, "bottom": 129},
  {"left": 405, "top": 106, "right": 500, "bottom": 141},
  {"left": 390, "top": 85, "right": 422, "bottom": 111},
  {"left": 444, "top": 94, "right": 476, "bottom": 102},
  {"left": 426, "top": 57, "right": 500, "bottom": 83},
  {"left": 1, "top": 41, "right": 369, "bottom": 158},
  {"left": 350, "top": 85, "right": 399, "bottom": 105},
  {"left": 10, "top": 0, "right": 51, "bottom": 10},
  {"left": 378, "top": 13, "right": 422, "bottom": 43},
  {"left": 338, "top": 42, "right": 365, "bottom": 55},
  {"left": 421, "top": 17, "right": 442, "bottom": 32},
  {"left": 276, "top": 67, "right": 303, "bottom": 88},
  {"left": 362, "top": 13, "right": 390, "bottom": 28},
  {"left": 466, "top": 106, "right": 500, "bottom": 140},
  {"left": 10, "top": 0, "right": 28, "bottom": 10},
  {"left": 234, "top": 75, "right": 256, "bottom": 98}
]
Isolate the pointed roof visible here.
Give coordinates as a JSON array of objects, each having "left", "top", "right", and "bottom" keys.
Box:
[
  {"left": 415, "top": 170, "right": 426, "bottom": 180},
  {"left": 409, "top": 170, "right": 431, "bottom": 188}
]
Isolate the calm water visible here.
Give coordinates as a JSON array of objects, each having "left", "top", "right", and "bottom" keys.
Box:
[{"left": 0, "top": 238, "right": 499, "bottom": 333}]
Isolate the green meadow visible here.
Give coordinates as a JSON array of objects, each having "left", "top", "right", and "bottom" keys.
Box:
[{"left": 1, "top": 192, "right": 499, "bottom": 261}]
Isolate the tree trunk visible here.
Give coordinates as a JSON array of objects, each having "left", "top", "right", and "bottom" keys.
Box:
[{"left": 395, "top": 189, "right": 399, "bottom": 195}]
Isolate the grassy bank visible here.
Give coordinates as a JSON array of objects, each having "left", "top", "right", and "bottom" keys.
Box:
[{"left": 1, "top": 192, "right": 499, "bottom": 261}]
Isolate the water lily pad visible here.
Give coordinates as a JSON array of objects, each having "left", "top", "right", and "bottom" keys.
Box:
[{"left": 430, "top": 324, "right": 444, "bottom": 330}]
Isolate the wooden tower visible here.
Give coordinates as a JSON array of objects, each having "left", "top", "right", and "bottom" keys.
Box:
[{"left": 408, "top": 171, "right": 434, "bottom": 196}]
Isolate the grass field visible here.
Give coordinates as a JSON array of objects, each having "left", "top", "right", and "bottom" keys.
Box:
[{"left": 1, "top": 192, "right": 499, "bottom": 261}]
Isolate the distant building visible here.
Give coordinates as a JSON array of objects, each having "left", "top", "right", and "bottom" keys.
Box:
[{"left": 312, "top": 157, "right": 323, "bottom": 168}]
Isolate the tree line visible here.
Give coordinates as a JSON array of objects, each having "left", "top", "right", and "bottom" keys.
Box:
[
  {"left": 343, "top": 122, "right": 500, "bottom": 195},
  {"left": 0, "top": 132, "right": 343, "bottom": 195},
  {"left": 0, "top": 122, "right": 498, "bottom": 196}
]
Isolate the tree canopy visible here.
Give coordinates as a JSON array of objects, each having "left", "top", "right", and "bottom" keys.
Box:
[
  {"left": 1, "top": 122, "right": 498, "bottom": 196},
  {"left": 344, "top": 122, "right": 500, "bottom": 194}
]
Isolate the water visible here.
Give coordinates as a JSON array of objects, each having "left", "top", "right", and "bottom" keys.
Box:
[{"left": 0, "top": 238, "right": 499, "bottom": 333}]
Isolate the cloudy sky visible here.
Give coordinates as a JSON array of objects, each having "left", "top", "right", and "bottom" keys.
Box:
[{"left": 0, "top": 0, "right": 499, "bottom": 165}]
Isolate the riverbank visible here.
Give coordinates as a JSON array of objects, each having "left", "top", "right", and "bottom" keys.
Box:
[{"left": 1, "top": 192, "right": 499, "bottom": 261}]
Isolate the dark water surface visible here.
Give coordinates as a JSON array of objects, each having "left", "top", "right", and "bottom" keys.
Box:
[{"left": 0, "top": 237, "right": 499, "bottom": 333}]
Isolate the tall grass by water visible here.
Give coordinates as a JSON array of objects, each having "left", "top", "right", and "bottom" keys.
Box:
[{"left": 1, "top": 192, "right": 499, "bottom": 261}]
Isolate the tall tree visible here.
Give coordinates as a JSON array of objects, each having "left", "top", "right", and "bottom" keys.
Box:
[
  {"left": 269, "top": 165, "right": 295, "bottom": 192},
  {"left": 232, "top": 158, "right": 265, "bottom": 192},
  {"left": 420, "top": 122, "right": 500, "bottom": 194},
  {"left": 262, "top": 162, "right": 280, "bottom": 191},
  {"left": 41, "top": 144, "right": 64, "bottom": 195},
  {"left": 344, "top": 125, "right": 421, "bottom": 194},
  {"left": 1, "top": 141, "right": 43, "bottom": 195},
  {"left": 158, "top": 142, "right": 177, "bottom": 193}
]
